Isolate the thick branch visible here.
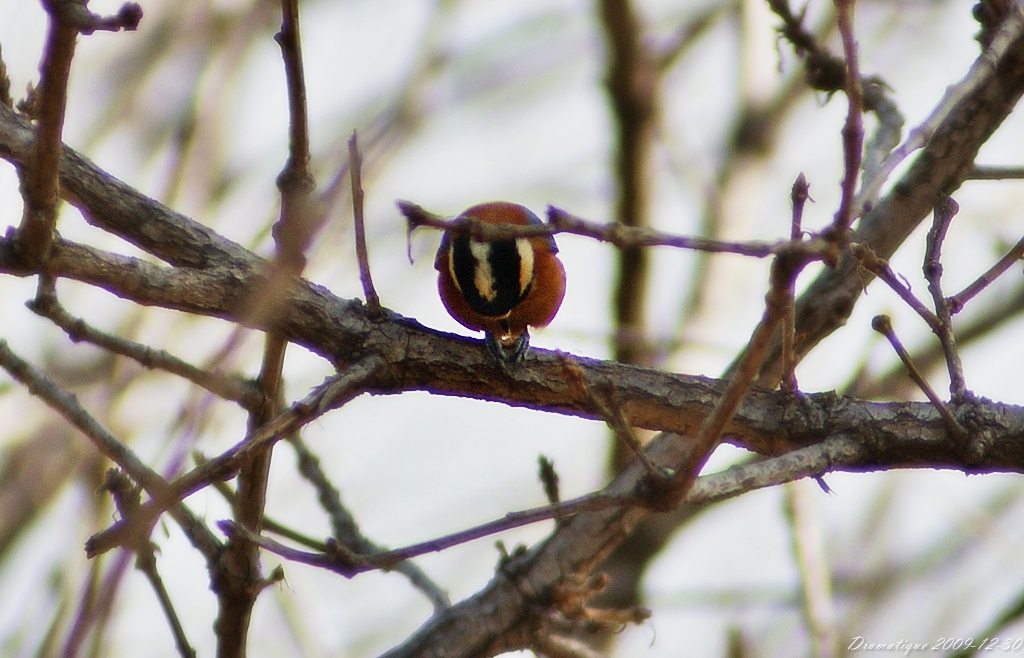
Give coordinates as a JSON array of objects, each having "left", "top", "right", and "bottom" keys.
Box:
[
  {"left": 0, "top": 102, "right": 252, "bottom": 269},
  {"left": 3, "top": 236, "right": 1024, "bottom": 475}
]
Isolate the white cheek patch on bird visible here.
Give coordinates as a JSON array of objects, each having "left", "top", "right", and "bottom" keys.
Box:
[
  {"left": 469, "top": 241, "right": 496, "bottom": 301},
  {"left": 449, "top": 235, "right": 534, "bottom": 318},
  {"left": 516, "top": 238, "right": 534, "bottom": 296}
]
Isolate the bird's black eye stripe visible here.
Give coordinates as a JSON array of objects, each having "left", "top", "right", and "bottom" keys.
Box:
[{"left": 450, "top": 236, "right": 530, "bottom": 318}]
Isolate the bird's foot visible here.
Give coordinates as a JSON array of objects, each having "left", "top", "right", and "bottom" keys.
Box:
[{"left": 486, "top": 331, "right": 530, "bottom": 374}]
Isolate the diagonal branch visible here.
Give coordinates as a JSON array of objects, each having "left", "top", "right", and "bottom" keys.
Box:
[
  {"left": 85, "top": 354, "right": 386, "bottom": 557},
  {"left": 948, "top": 233, "right": 1024, "bottom": 311},
  {"left": 0, "top": 340, "right": 222, "bottom": 562}
]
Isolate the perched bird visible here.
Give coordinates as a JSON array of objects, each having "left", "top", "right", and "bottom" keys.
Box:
[{"left": 434, "top": 202, "right": 566, "bottom": 366}]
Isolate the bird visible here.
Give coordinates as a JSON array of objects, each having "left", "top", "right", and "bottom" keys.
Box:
[{"left": 434, "top": 201, "right": 566, "bottom": 368}]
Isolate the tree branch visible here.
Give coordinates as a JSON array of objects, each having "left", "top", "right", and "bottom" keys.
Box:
[{"left": 4, "top": 235, "right": 1024, "bottom": 477}]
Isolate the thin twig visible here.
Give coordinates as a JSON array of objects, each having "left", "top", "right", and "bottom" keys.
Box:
[
  {"left": 550, "top": 206, "right": 831, "bottom": 259},
  {"left": 14, "top": 0, "right": 142, "bottom": 263},
  {"left": 0, "top": 340, "right": 171, "bottom": 493},
  {"left": 399, "top": 200, "right": 835, "bottom": 259},
  {"left": 199, "top": 444, "right": 450, "bottom": 612},
  {"left": 223, "top": 334, "right": 287, "bottom": 654},
  {"left": 272, "top": 0, "right": 315, "bottom": 267},
  {"left": 770, "top": 0, "right": 906, "bottom": 209},
  {"left": 194, "top": 451, "right": 327, "bottom": 551},
  {"left": 967, "top": 165, "right": 1024, "bottom": 180},
  {"left": 289, "top": 436, "right": 363, "bottom": 541},
  {"left": 349, "top": 131, "right": 381, "bottom": 316},
  {"left": 593, "top": 390, "right": 667, "bottom": 482},
  {"left": 831, "top": 0, "right": 864, "bottom": 235},
  {"left": 537, "top": 455, "right": 561, "bottom": 506},
  {"left": 136, "top": 551, "right": 198, "bottom": 658},
  {"left": 849, "top": 280, "right": 1024, "bottom": 400},
  {"left": 218, "top": 489, "right": 630, "bottom": 575},
  {"left": 852, "top": 244, "right": 943, "bottom": 333},
  {"left": 947, "top": 233, "right": 1024, "bottom": 312},
  {"left": 870, "top": 315, "right": 967, "bottom": 440},
  {"left": 782, "top": 174, "right": 810, "bottom": 393},
  {"left": 923, "top": 195, "right": 969, "bottom": 401}
]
